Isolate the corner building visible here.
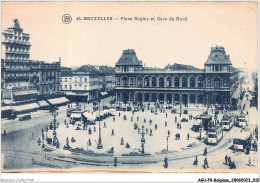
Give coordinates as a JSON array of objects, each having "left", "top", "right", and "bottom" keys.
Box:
[{"left": 115, "top": 48, "right": 239, "bottom": 106}]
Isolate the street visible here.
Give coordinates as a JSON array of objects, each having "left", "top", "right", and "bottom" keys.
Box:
[{"left": 1, "top": 90, "right": 258, "bottom": 171}]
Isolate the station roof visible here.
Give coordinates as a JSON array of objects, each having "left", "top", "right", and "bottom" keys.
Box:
[
  {"left": 204, "top": 46, "right": 232, "bottom": 65},
  {"left": 115, "top": 49, "right": 143, "bottom": 66}
]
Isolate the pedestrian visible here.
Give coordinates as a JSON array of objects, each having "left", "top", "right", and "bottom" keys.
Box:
[
  {"left": 149, "top": 119, "right": 152, "bottom": 125},
  {"left": 94, "top": 127, "right": 96, "bottom": 132},
  {"left": 113, "top": 117, "right": 115, "bottom": 122},
  {"left": 187, "top": 133, "right": 189, "bottom": 140},
  {"left": 232, "top": 162, "right": 236, "bottom": 169},
  {"left": 31, "top": 133, "right": 34, "bottom": 139},
  {"left": 166, "top": 113, "right": 168, "bottom": 118},
  {"left": 165, "top": 121, "right": 167, "bottom": 127},
  {"left": 3, "top": 130, "right": 6, "bottom": 136},
  {"left": 177, "top": 123, "right": 179, "bottom": 129},
  {"left": 180, "top": 123, "right": 182, "bottom": 129},
  {"left": 120, "top": 137, "right": 124, "bottom": 145},
  {"left": 248, "top": 156, "right": 251, "bottom": 166},
  {"left": 155, "top": 124, "right": 158, "bottom": 130},
  {"left": 225, "top": 155, "right": 228, "bottom": 165},
  {"left": 111, "top": 129, "right": 115, "bottom": 136},
  {"left": 144, "top": 118, "right": 146, "bottom": 123},
  {"left": 168, "top": 130, "right": 170, "bottom": 136},
  {"left": 103, "top": 122, "right": 107, "bottom": 128},
  {"left": 114, "top": 157, "right": 118, "bottom": 167},
  {"left": 137, "top": 116, "right": 139, "bottom": 121},
  {"left": 88, "top": 138, "right": 92, "bottom": 146},
  {"left": 193, "top": 156, "right": 198, "bottom": 166},
  {"left": 204, "top": 158, "right": 209, "bottom": 168},
  {"left": 126, "top": 142, "right": 130, "bottom": 148},
  {"left": 203, "top": 147, "right": 207, "bottom": 156},
  {"left": 150, "top": 129, "right": 153, "bottom": 136},
  {"left": 163, "top": 157, "right": 168, "bottom": 168},
  {"left": 119, "top": 112, "right": 121, "bottom": 117},
  {"left": 228, "top": 156, "right": 232, "bottom": 167}
]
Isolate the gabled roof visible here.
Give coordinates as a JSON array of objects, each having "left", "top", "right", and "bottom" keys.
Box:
[
  {"left": 96, "top": 65, "right": 115, "bottom": 74},
  {"left": 115, "top": 49, "right": 143, "bottom": 66},
  {"left": 74, "top": 65, "right": 101, "bottom": 74},
  {"left": 61, "top": 67, "right": 73, "bottom": 77},
  {"left": 165, "top": 63, "right": 202, "bottom": 71},
  {"left": 205, "top": 46, "right": 232, "bottom": 65}
]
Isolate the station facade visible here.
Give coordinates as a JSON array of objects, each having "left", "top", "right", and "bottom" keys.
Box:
[{"left": 115, "top": 47, "right": 239, "bottom": 106}]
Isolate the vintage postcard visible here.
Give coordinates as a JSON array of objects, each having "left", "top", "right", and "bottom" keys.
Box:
[{"left": 1, "top": 1, "right": 258, "bottom": 176}]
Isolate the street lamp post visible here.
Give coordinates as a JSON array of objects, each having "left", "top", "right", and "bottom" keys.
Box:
[
  {"left": 97, "top": 99, "right": 103, "bottom": 149},
  {"left": 139, "top": 125, "right": 148, "bottom": 154}
]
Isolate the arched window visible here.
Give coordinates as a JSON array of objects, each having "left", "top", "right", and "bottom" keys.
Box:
[
  {"left": 144, "top": 77, "right": 150, "bottom": 87},
  {"left": 190, "top": 77, "right": 195, "bottom": 88},
  {"left": 152, "top": 77, "right": 157, "bottom": 87},
  {"left": 214, "top": 77, "right": 220, "bottom": 88},
  {"left": 174, "top": 77, "right": 180, "bottom": 87},
  {"left": 159, "top": 77, "right": 164, "bottom": 87},
  {"left": 130, "top": 78, "right": 133, "bottom": 85},
  {"left": 123, "top": 77, "right": 128, "bottom": 86},
  {"left": 207, "top": 78, "right": 211, "bottom": 87},
  {"left": 166, "top": 77, "right": 172, "bottom": 87},
  {"left": 116, "top": 77, "right": 120, "bottom": 85},
  {"left": 223, "top": 78, "right": 228, "bottom": 87},
  {"left": 182, "top": 77, "right": 187, "bottom": 87},
  {"left": 137, "top": 77, "right": 143, "bottom": 87},
  {"left": 198, "top": 77, "right": 203, "bottom": 88}
]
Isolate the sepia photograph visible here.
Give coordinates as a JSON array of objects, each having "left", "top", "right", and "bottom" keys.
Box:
[{"left": 0, "top": 0, "right": 259, "bottom": 181}]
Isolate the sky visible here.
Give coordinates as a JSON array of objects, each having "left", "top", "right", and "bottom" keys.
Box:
[{"left": 1, "top": 1, "right": 258, "bottom": 72}]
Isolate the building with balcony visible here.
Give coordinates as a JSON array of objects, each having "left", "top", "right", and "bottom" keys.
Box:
[
  {"left": 61, "top": 65, "right": 115, "bottom": 102},
  {"left": 115, "top": 47, "right": 240, "bottom": 107},
  {"left": 1, "top": 19, "right": 61, "bottom": 105}
]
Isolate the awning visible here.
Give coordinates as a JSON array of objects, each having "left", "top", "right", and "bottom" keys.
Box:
[
  {"left": 38, "top": 100, "right": 49, "bottom": 107},
  {"left": 83, "top": 112, "right": 96, "bottom": 121},
  {"left": 12, "top": 103, "right": 39, "bottom": 112},
  {"left": 100, "top": 92, "right": 108, "bottom": 96},
  {"left": 1, "top": 106, "right": 12, "bottom": 111},
  {"left": 65, "top": 91, "right": 89, "bottom": 96},
  {"left": 47, "top": 97, "right": 69, "bottom": 105},
  {"left": 13, "top": 90, "right": 38, "bottom": 96},
  {"left": 71, "top": 113, "right": 82, "bottom": 118}
]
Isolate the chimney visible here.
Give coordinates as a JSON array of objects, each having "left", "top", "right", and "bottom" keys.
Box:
[{"left": 59, "top": 57, "right": 61, "bottom": 64}]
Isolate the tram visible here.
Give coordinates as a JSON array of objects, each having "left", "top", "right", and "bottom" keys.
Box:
[
  {"left": 207, "top": 124, "right": 223, "bottom": 145},
  {"left": 237, "top": 114, "right": 248, "bottom": 127},
  {"left": 233, "top": 131, "right": 251, "bottom": 151},
  {"left": 222, "top": 115, "right": 235, "bottom": 131}
]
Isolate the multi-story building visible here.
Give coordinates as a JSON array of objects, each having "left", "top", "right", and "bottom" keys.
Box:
[
  {"left": 61, "top": 65, "right": 115, "bottom": 102},
  {"left": 114, "top": 48, "right": 239, "bottom": 107},
  {"left": 1, "top": 19, "right": 61, "bottom": 105}
]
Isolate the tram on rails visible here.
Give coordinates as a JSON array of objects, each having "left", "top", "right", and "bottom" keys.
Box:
[
  {"left": 207, "top": 124, "right": 223, "bottom": 145},
  {"left": 237, "top": 114, "right": 248, "bottom": 127},
  {"left": 222, "top": 115, "right": 235, "bottom": 131},
  {"left": 233, "top": 131, "right": 251, "bottom": 151}
]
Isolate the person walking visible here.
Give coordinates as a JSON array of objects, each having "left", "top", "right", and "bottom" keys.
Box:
[
  {"left": 225, "top": 155, "right": 228, "bottom": 165},
  {"left": 204, "top": 158, "right": 209, "bottom": 169},
  {"left": 187, "top": 133, "right": 189, "bottom": 140},
  {"left": 203, "top": 147, "right": 207, "bottom": 156},
  {"left": 111, "top": 129, "right": 115, "bottom": 136},
  {"left": 114, "top": 157, "right": 118, "bottom": 167},
  {"left": 163, "top": 157, "right": 168, "bottom": 168},
  {"left": 193, "top": 156, "right": 198, "bottom": 166}
]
